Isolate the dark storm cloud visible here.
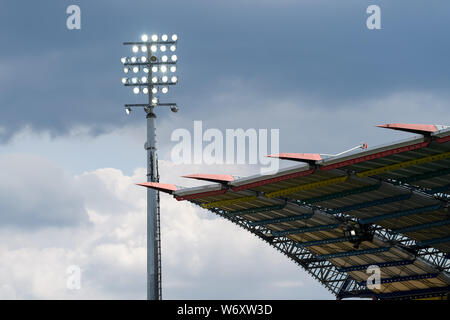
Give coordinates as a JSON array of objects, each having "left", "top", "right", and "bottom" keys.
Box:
[{"left": 0, "top": 0, "right": 449, "bottom": 141}]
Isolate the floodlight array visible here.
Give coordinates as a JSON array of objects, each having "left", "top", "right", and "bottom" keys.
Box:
[{"left": 121, "top": 34, "right": 178, "bottom": 97}]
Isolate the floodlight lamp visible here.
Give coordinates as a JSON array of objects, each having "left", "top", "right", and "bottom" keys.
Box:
[
  {"left": 142, "top": 87, "right": 149, "bottom": 94},
  {"left": 141, "top": 46, "right": 147, "bottom": 53},
  {"left": 170, "top": 45, "right": 176, "bottom": 52},
  {"left": 132, "top": 77, "right": 138, "bottom": 84},
  {"left": 133, "top": 66, "right": 139, "bottom": 73},
  {"left": 161, "top": 55, "right": 168, "bottom": 62},
  {"left": 160, "top": 45, "right": 167, "bottom": 52},
  {"left": 121, "top": 57, "right": 127, "bottom": 64},
  {"left": 131, "top": 56, "right": 137, "bottom": 63},
  {"left": 171, "top": 55, "right": 177, "bottom": 62},
  {"left": 171, "top": 76, "right": 178, "bottom": 83},
  {"left": 152, "top": 66, "right": 158, "bottom": 72},
  {"left": 152, "top": 97, "right": 158, "bottom": 105},
  {"left": 152, "top": 88, "right": 158, "bottom": 94},
  {"left": 132, "top": 45, "right": 139, "bottom": 53},
  {"left": 133, "top": 87, "right": 140, "bottom": 94},
  {"left": 143, "top": 67, "right": 149, "bottom": 73},
  {"left": 125, "top": 107, "right": 131, "bottom": 115},
  {"left": 121, "top": 77, "right": 127, "bottom": 84},
  {"left": 141, "top": 34, "right": 148, "bottom": 42},
  {"left": 160, "top": 65, "right": 167, "bottom": 72},
  {"left": 152, "top": 77, "right": 158, "bottom": 83},
  {"left": 150, "top": 45, "right": 157, "bottom": 52},
  {"left": 150, "top": 56, "right": 157, "bottom": 62},
  {"left": 171, "top": 106, "right": 179, "bottom": 113},
  {"left": 141, "top": 56, "right": 147, "bottom": 63},
  {"left": 151, "top": 34, "right": 158, "bottom": 42},
  {"left": 161, "top": 34, "right": 168, "bottom": 41},
  {"left": 162, "top": 76, "right": 168, "bottom": 83},
  {"left": 162, "top": 87, "right": 168, "bottom": 94},
  {"left": 123, "top": 67, "right": 130, "bottom": 73},
  {"left": 170, "top": 66, "right": 176, "bottom": 72},
  {"left": 171, "top": 34, "right": 178, "bottom": 41},
  {"left": 141, "top": 76, "right": 148, "bottom": 83}
]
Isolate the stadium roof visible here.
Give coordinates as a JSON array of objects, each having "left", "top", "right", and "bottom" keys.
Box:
[{"left": 139, "top": 123, "right": 450, "bottom": 300}]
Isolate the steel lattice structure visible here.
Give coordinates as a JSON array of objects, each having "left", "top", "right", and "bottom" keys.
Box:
[{"left": 139, "top": 123, "right": 450, "bottom": 300}]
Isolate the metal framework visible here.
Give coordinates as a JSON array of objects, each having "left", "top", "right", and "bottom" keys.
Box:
[{"left": 138, "top": 123, "right": 450, "bottom": 299}]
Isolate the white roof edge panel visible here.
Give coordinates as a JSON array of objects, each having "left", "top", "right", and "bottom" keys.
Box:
[
  {"left": 432, "top": 126, "right": 450, "bottom": 138},
  {"left": 173, "top": 183, "right": 223, "bottom": 196},
  {"left": 318, "top": 135, "right": 426, "bottom": 166},
  {"left": 230, "top": 163, "right": 311, "bottom": 187}
]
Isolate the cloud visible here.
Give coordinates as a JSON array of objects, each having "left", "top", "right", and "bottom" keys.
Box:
[
  {"left": 0, "top": 158, "right": 332, "bottom": 299},
  {"left": 0, "top": 154, "right": 89, "bottom": 228},
  {"left": 1, "top": 1, "right": 450, "bottom": 140}
]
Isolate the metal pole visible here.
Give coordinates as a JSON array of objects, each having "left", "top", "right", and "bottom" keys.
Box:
[
  {"left": 146, "top": 108, "right": 160, "bottom": 300},
  {"left": 146, "top": 46, "right": 161, "bottom": 300}
]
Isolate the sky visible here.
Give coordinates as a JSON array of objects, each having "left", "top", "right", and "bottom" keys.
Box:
[{"left": 0, "top": 0, "right": 449, "bottom": 299}]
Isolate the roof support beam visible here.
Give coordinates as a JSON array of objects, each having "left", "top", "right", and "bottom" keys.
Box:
[
  {"left": 200, "top": 195, "right": 257, "bottom": 209},
  {"left": 337, "top": 259, "right": 415, "bottom": 272},
  {"left": 328, "top": 193, "right": 412, "bottom": 214},
  {"left": 265, "top": 176, "right": 348, "bottom": 198},
  {"left": 338, "top": 285, "right": 450, "bottom": 300},
  {"left": 295, "top": 236, "right": 359, "bottom": 247},
  {"left": 299, "top": 184, "right": 381, "bottom": 205},
  {"left": 226, "top": 204, "right": 286, "bottom": 217},
  {"left": 417, "top": 236, "right": 450, "bottom": 247},
  {"left": 248, "top": 213, "right": 313, "bottom": 226},
  {"left": 392, "top": 218, "right": 450, "bottom": 234},
  {"left": 356, "top": 273, "right": 439, "bottom": 286},
  {"left": 272, "top": 223, "right": 340, "bottom": 237},
  {"left": 316, "top": 247, "right": 391, "bottom": 260},
  {"left": 359, "top": 203, "right": 441, "bottom": 224}
]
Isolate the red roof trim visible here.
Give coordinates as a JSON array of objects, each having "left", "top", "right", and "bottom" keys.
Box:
[
  {"left": 435, "top": 135, "right": 450, "bottom": 144},
  {"left": 136, "top": 182, "right": 178, "bottom": 193},
  {"left": 175, "top": 189, "right": 227, "bottom": 201},
  {"left": 182, "top": 174, "right": 234, "bottom": 183},
  {"left": 231, "top": 168, "right": 316, "bottom": 192},
  {"left": 320, "top": 140, "right": 430, "bottom": 171},
  {"left": 377, "top": 123, "right": 438, "bottom": 134}
]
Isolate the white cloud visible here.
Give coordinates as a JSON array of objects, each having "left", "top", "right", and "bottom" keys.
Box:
[
  {"left": 0, "top": 154, "right": 89, "bottom": 228},
  {"left": 0, "top": 155, "right": 332, "bottom": 299}
]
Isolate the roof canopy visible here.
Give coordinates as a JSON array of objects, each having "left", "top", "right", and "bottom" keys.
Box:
[{"left": 140, "top": 124, "right": 450, "bottom": 299}]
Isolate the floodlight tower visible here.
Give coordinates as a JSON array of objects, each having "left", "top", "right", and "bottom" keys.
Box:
[{"left": 121, "top": 33, "right": 179, "bottom": 300}]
